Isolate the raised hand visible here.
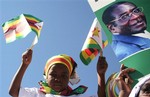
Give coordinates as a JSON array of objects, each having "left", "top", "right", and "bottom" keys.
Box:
[
  {"left": 116, "top": 64, "right": 135, "bottom": 97},
  {"left": 22, "top": 49, "right": 33, "bottom": 66},
  {"left": 97, "top": 50, "right": 108, "bottom": 75}
]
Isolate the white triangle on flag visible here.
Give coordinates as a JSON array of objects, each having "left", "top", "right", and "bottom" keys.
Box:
[{"left": 35, "top": 22, "right": 44, "bottom": 29}]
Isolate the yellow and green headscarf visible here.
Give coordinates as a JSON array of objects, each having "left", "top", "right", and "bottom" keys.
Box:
[{"left": 44, "top": 54, "right": 76, "bottom": 79}]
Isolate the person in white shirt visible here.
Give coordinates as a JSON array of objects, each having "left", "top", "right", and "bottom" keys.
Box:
[{"left": 9, "top": 49, "right": 108, "bottom": 97}]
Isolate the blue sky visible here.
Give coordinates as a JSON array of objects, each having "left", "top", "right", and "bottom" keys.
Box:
[{"left": 0, "top": 0, "right": 120, "bottom": 96}]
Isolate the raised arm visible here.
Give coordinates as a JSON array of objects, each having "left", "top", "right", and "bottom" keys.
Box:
[
  {"left": 9, "top": 49, "right": 33, "bottom": 97},
  {"left": 115, "top": 64, "right": 135, "bottom": 97},
  {"left": 97, "top": 51, "right": 108, "bottom": 97}
]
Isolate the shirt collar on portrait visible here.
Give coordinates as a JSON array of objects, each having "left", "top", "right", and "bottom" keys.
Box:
[
  {"left": 132, "top": 30, "right": 150, "bottom": 39},
  {"left": 112, "top": 34, "right": 149, "bottom": 46}
]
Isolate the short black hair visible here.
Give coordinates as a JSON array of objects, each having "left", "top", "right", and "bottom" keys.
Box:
[{"left": 102, "top": 1, "right": 136, "bottom": 25}]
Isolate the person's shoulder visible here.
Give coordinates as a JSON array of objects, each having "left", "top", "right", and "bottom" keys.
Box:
[{"left": 111, "top": 42, "right": 134, "bottom": 60}]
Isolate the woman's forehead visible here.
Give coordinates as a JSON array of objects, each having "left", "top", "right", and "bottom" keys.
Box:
[{"left": 49, "top": 63, "right": 69, "bottom": 72}]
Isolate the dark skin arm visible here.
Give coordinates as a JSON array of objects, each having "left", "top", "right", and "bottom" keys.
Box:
[
  {"left": 115, "top": 64, "right": 135, "bottom": 97},
  {"left": 9, "top": 49, "right": 33, "bottom": 97},
  {"left": 97, "top": 51, "right": 108, "bottom": 97}
]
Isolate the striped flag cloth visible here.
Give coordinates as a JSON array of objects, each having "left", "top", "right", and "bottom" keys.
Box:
[
  {"left": 80, "top": 18, "right": 108, "bottom": 65},
  {"left": 24, "top": 14, "right": 43, "bottom": 37},
  {"left": 2, "top": 14, "right": 43, "bottom": 44}
]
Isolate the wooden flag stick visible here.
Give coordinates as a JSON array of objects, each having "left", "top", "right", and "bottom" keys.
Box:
[
  {"left": 30, "top": 36, "right": 38, "bottom": 50},
  {"left": 100, "top": 50, "right": 103, "bottom": 57}
]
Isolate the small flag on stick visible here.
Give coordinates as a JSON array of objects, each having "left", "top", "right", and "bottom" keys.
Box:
[
  {"left": 2, "top": 14, "right": 31, "bottom": 43},
  {"left": 24, "top": 14, "right": 43, "bottom": 38},
  {"left": 80, "top": 18, "right": 108, "bottom": 65},
  {"left": 2, "top": 14, "right": 43, "bottom": 48}
]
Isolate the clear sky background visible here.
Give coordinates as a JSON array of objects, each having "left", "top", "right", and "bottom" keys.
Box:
[{"left": 0, "top": 0, "right": 120, "bottom": 97}]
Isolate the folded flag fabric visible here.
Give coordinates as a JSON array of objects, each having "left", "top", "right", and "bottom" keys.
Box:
[
  {"left": 24, "top": 14, "right": 43, "bottom": 37},
  {"left": 2, "top": 14, "right": 43, "bottom": 44},
  {"left": 80, "top": 18, "right": 107, "bottom": 65},
  {"left": 2, "top": 14, "right": 31, "bottom": 43},
  {"left": 102, "top": 40, "right": 108, "bottom": 49}
]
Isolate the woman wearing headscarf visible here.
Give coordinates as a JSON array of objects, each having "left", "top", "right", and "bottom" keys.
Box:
[{"left": 9, "top": 49, "right": 108, "bottom": 97}]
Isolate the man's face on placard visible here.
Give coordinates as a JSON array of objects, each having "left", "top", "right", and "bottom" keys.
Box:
[{"left": 103, "top": 2, "right": 147, "bottom": 35}]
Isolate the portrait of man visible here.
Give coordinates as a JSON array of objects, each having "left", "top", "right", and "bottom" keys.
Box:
[
  {"left": 88, "top": 0, "right": 150, "bottom": 90},
  {"left": 102, "top": 1, "right": 150, "bottom": 61}
]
